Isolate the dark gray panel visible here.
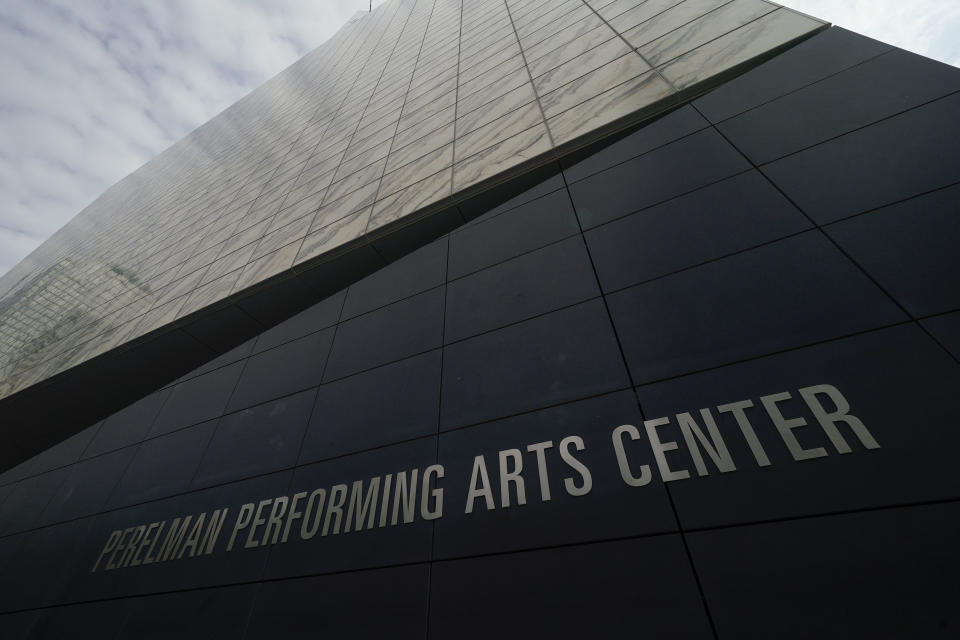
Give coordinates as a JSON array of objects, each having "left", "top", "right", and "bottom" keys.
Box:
[
  {"left": 607, "top": 231, "right": 906, "bottom": 385},
  {"left": 562, "top": 105, "right": 710, "bottom": 183},
  {"left": 695, "top": 27, "right": 893, "bottom": 122},
  {"left": 300, "top": 350, "right": 441, "bottom": 464},
  {"left": 117, "top": 584, "right": 258, "bottom": 640},
  {"left": 341, "top": 236, "right": 447, "bottom": 320},
  {"left": 0, "top": 517, "right": 96, "bottom": 612},
  {"left": 246, "top": 565, "right": 429, "bottom": 638},
  {"left": 459, "top": 171, "right": 565, "bottom": 225},
  {"left": 0, "top": 611, "right": 40, "bottom": 638},
  {"left": 441, "top": 299, "right": 630, "bottom": 430},
  {"left": 263, "top": 438, "right": 436, "bottom": 579},
  {"left": 825, "top": 184, "right": 960, "bottom": 318},
  {"left": 180, "top": 338, "right": 256, "bottom": 381},
  {"left": 150, "top": 362, "right": 244, "bottom": 436},
  {"left": 445, "top": 236, "right": 600, "bottom": 342},
  {"left": 0, "top": 457, "right": 38, "bottom": 488},
  {"left": 568, "top": 128, "right": 751, "bottom": 229},
  {"left": 323, "top": 286, "right": 445, "bottom": 381},
  {"left": 84, "top": 389, "right": 172, "bottom": 458},
  {"left": 448, "top": 189, "right": 580, "bottom": 280},
  {"left": 38, "top": 446, "right": 137, "bottom": 526},
  {"left": 636, "top": 324, "right": 960, "bottom": 528},
  {"left": 435, "top": 391, "right": 677, "bottom": 558},
  {"left": 63, "top": 471, "right": 290, "bottom": 601},
  {"left": 690, "top": 503, "right": 960, "bottom": 639},
  {"left": 585, "top": 171, "right": 811, "bottom": 292},
  {"left": 108, "top": 420, "right": 217, "bottom": 509},
  {"left": 0, "top": 467, "right": 70, "bottom": 535},
  {"left": 30, "top": 424, "right": 100, "bottom": 475},
  {"left": 252, "top": 290, "right": 345, "bottom": 354},
  {"left": 29, "top": 599, "right": 131, "bottom": 640},
  {"left": 719, "top": 48, "right": 960, "bottom": 164},
  {"left": 192, "top": 388, "right": 316, "bottom": 489},
  {"left": 762, "top": 92, "right": 960, "bottom": 224},
  {"left": 429, "top": 536, "right": 714, "bottom": 639},
  {"left": 922, "top": 311, "right": 960, "bottom": 360},
  {"left": 226, "top": 327, "right": 334, "bottom": 412}
]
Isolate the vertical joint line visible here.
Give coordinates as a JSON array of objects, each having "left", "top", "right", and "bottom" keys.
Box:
[
  {"left": 502, "top": 0, "right": 557, "bottom": 148},
  {"left": 576, "top": 0, "right": 680, "bottom": 94}
]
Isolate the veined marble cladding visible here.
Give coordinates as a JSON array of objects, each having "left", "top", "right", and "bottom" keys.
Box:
[{"left": 0, "top": 0, "right": 825, "bottom": 399}]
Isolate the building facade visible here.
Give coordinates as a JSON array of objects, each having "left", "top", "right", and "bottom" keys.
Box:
[{"left": 0, "top": 1, "right": 959, "bottom": 637}]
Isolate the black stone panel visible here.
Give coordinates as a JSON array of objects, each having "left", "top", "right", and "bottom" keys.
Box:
[
  {"left": 447, "top": 189, "right": 580, "bottom": 280},
  {"left": 28, "top": 599, "right": 132, "bottom": 640},
  {"left": 567, "top": 128, "right": 750, "bottom": 229},
  {"left": 441, "top": 299, "right": 630, "bottom": 430},
  {"left": 435, "top": 391, "right": 676, "bottom": 558},
  {"left": 226, "top": 327, "right": 334, "bottom": 412},
  {"left": 459, "top": 172, "right": 565, "bottom": 226},
  {"left": 107, "top": 420, "right": 217, "bottom": 509},
  {"left": 0, "top": 457, "right": 38, "bottom": 488},
  {"left": 762, "top": 92, "right": 960, "bottom": 225},
  {"left": 246, "top": 565, "right": 430, "bottom": 638},
  {"left": 84, "top": 389, "right": 171, "bottom": 458},
  {"left": 690, "top": 503, "right": 960, "bottom": 639},
  {"left": 607, "top": 231, "right": 906, "bottom": 385},
  {"left": 323, "top": 286, "right": 445, "bottom": 381},
  {"left": 0, "top": 611, "right": 39, "bottom": 638},
  {"left": 117, "top": 584, "right": 258, "bottom": 639},
  {"left": 922, "top": 311, "right": 960, "bottom": 360},
  {"left": 562, "top": 105, "right": 710, "bottom": 183},
  {"left": 428, "top": 536, "right": 714, "bottom": 639},
  {"left": 262, "top": 438, "right": 436, "bottom": 579},
  {"left": 445, "top": 236, "right": 600, "bottom": 342},
  {"left": 0, "top": 467, "right": 70, "bottom": 535},
  {"left": 0, "top": 517, "right": 96, "bottom": 612},
  {"left": 38, "top": 446, "right": 137, "bottom": 526},
  {"left": 825, "top": 184, "right": 960, "bottom": 318},
  {"left": 717, "top": 48, "right": 960, "bottom": 164},
  {"left": 30, "top": 423, "right": 99, "bottom": 475},
  {"left": 636, "top": 324, "right": 960, "bottom": 529},
  {"left": 180, "top": 338, "right": 256, "bottom": 381},
  {"left": 695, "top": 27, "right": 893, "bottom": 123},
  {"left": 252, "top": 290, "right": 345, "bottom": 354},
  {"left": 63, "top": 471, "right": 291, "bottom": 602},
  {"left": 341, "top": 236, "right": 447, "bottom": 320},
  {"left": 150, "top": 362, "right": 244, "bottom": 436},
  {"left": 300, "top": 350, "right": 441, "bottom": 464},
  {"left": 192, "top": 388, "right": 317, "bottom": 489},
  {"left": 585, "top": 170, "right": 810, "bottom": 292}
]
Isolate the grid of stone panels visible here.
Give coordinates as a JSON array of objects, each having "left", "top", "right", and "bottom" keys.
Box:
[
  {"left": 0, "top": 26, "right": 960, "bottom": 634},
  {"left": 0, "top": 0, "right": 825, "bottom": 400}
]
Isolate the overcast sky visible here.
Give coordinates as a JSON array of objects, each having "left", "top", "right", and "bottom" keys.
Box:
[{"left": 0, "top": 0, "right": 957, "bottom": 277}]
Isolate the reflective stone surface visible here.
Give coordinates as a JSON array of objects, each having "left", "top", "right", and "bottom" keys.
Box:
[{"left": 0, "top": 0, "right": 825, "bottom": 404}]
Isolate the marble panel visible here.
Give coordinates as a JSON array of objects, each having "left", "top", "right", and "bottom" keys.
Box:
[
  {"left": 458, "top": 81, "right": 539, "bottom": 136},
  {"left": 548, "top": 70, "right": 675, "bottom": 145},
  {"left": 638, "top": 0, "right": 777, "bottom": 67},
  {"left": 453, "top": 123, "right": 552, "bottom": 191},
  {"left": 296, "top": 208, "right": 373, "bottom": 264},
  {"left": 379, "top": 143, "right": 454, "bottom": 198},
  {"left": 368, "top": 168, "right": 454, "bottom": 233},
  {"left": 455, "top": 102, "right": 545, "bottom": 163},
  {"left": 659, "top": 9, "right": 824, "bottom": 90},
  {"left": 534, "top": 36, "right": 632, "bottom": 96},
  {"left": 540, "top": 52, "right": 652, "bottom": 118}
]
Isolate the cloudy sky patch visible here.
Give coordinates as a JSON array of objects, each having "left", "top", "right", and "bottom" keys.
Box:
[{"left": 0, "top": 0, "right": 957, "bottom": 276}]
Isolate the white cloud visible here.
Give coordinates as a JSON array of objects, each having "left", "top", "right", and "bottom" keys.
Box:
[
  {"left": 0, "top": 0, "right": 388, "bottom": 275},
  {"left": 778, "top": 0, "right": 960, "bottom": 68},
  {"left": 0, "top": 0, "right": 956, "bottom": 276}
]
